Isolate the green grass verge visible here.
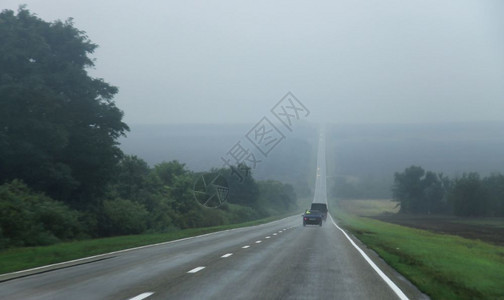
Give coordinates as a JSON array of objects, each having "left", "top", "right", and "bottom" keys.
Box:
[
  {"left": 331, "top": 203, "right": 504, "bottom": 300},
  {"left": 0, "top": 214, "right": 292, "bottom": 275}
]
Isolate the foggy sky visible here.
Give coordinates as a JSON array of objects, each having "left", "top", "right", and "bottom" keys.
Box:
[{"left": 3, "top": 0, "right": 504, "bottom": 125}]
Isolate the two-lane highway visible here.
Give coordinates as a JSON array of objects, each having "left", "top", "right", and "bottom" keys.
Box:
[{"left": 0, "top": 130, "right": 425, "bottom": 299}]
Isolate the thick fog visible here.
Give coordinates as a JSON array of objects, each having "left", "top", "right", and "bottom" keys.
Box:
[{"left": 3, "top": 0, "right": 504, "bottom": 125}]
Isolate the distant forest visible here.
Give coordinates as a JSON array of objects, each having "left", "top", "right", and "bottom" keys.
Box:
[
  {"left": 326, "top": 122, "right": 504, "bottom": 200},
  {"left": 123, "top": 122, "right": 504, "bottom": 202},
  {"left": 392, "top": 165, "right": 504, "bottom": 217}
]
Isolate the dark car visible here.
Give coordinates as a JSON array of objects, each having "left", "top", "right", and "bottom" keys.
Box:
[
  {"left": 303, "top": 209, "right": 323, "bottom": 227},
  {"left": 310, "top": 203, "right": 328, "bottom": 220}
]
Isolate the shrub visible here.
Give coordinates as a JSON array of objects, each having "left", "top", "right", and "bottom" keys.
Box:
[
  {"left": 0, "top": 180, "right": 83, "bottom": 248},
  {"left": 101, "top": 198, "right": 148, "bottom": 235}
]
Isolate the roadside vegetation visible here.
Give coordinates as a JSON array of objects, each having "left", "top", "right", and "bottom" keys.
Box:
[
  {"left": 332, "top": 199, "right": 504, "bottom": 300},
  {"left": 332, "top": 164, "right": 504, "bottom": 299},
  {"left": 0, "top": 8, "right": 299, "bottom": 252}
]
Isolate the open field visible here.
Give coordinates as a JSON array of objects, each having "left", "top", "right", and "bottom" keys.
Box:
[
  {"left": 336, "top": 199, "right": 399, "bottom": 216},
  {"left": 337, "top": 199, "right": 504, "bottom": 246},
  {"left": 373, "top": 214, "right": 504, "bottom": 246},
  {"left": 332, "top": 199, "right": 504, "bottom": 300}
]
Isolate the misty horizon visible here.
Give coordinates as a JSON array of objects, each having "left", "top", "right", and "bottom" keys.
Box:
[
  {"left": 3, "top": 0, "right": 503, "bottom": 125},
  {"left": 119, "top": 122, "right": 504, "bottom": 181}
]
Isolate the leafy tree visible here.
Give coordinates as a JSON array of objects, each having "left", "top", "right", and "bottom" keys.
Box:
[
  {"left": 154, "top": 160, "right": 187, "bottom": 186},
  {"left": 0, "top": 7, "right": 128, "bottom": 207},
  {"left": 257, "top": 180, "right": 297, "bottom": 214},
  {"left": 113, "top": 156, "right": 151, "bottom": 198},
  {"left": 109, "top": 156, "right": 178, "bottom": 232},
  {"left": 482, "top": 174, "right": 504, "bottom": 217},
  {"left": 167, "top": 172, "right": 202, "bottom": 228},
  {"left": 392, "top": 166, "right": 426, "bottom": 213},
  {"left": 111, "top": 156, "right": 163, "bottom": 207},
  {"left": 422, "top": 171, "right": 450, "bottom": 214},
  {"left": 392, "top": 166, "right": 448, "bottom": 214},
  {"left": 449, "top": 173, "right": 486, "bottom": 217},
  {"left": 219, "top": 163, "right": 259, "bottom": 207}
]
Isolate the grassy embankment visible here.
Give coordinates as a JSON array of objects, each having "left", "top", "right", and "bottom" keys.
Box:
[
  {"left": 0, "top": 212, "right": 297, "bottom": 275},
  {"left": 331, "top": 199, "right": 504, "bottom": 300}
]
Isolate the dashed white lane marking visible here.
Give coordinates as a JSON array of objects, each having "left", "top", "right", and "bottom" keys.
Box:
[
  {"left": 128, "top": 292, "right": 154, "bottom": 300},
  {"left": 129, "top": 224, "right": 298, "bottom": 300},
  {"left": 187, "top": 266, "right": 205, "bottom": 273},
  {"left": 329, "top": 215, "right": 409, "bottom": 300},
  {"left": 4, "top": 216, "right": 299, "bottom": 280}
]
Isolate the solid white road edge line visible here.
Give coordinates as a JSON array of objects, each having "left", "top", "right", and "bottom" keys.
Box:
[
  {"left": 128, "top": 292, "right": 154, "bottom": 300},
  {"left": 187, "top": 266, "right": 205, "bottom": 273},
  {"left": 329, "top": 214, "right": 409, "bottom": 300}
]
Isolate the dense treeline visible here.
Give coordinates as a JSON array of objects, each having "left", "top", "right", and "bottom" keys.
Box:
[
  {"left": 393, "top": 166, "right": 504, "bottom": 217},
  {"left": 0, "top": 8, "right": 298, "bottom": 249},
  {"left": 0, "top": 158, "right": 298, "bottom": 248}
]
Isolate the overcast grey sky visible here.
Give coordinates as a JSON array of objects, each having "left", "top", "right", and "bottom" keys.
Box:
[{"left": 3, "top": 0, "right": 504, "bottom": 124}]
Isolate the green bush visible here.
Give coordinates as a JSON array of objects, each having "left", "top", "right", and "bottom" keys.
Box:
[
  {"left": 198, "top": 208, "right": 229, "bottom": 227},
  {"left": 227, "top": 205, "right": 262, "bottom": 223},
  {"left": 0, "top": 180, "right": 83, "bottom": 248},
  {"left": 101, "top": 198, "right": 148, "bottom": 235},
  {"left": 257, "top": 180, "right": 298, "bottom": 215}
]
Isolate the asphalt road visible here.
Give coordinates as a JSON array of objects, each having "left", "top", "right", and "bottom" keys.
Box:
[{"left": 0, "top": 131, "right": 426, "bottom": 300}]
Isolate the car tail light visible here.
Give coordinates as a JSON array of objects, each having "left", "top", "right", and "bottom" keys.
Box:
[{"left": 304, "top": 217, "right": 308, "bottom": 221}]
